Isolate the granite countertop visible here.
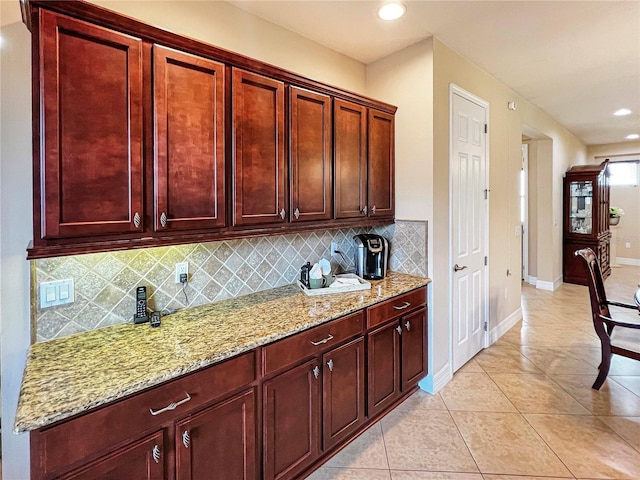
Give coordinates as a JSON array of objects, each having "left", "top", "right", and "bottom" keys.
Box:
[{"left": 15, "top": 272, "right": 430, "bottom": 433}]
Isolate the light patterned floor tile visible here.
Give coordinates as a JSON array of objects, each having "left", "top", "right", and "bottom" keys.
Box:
[
  {"left": 597, "top": 416, "right": 640, "bottom": 453},
  {"left": 525, "top": 413, "right": 640, "bottom": 479},
  {"left": 450, "top": 411, "right": 570, "bottom": 477},
  {"left": 325, "top": 423, "right": 389, "bottom": 470},
  {"left": 440, "top": 372, "right": 517, "bottom": 412},
  {"left": 390, "top": 472, "right": 482, "bottom": 480},
  {"left": 305, "top": 467, "right": 391, "bottom": 480},
  {"left": 473, "top": 346, "right": 542, "bottom": 373},
  {"left": 551, "top": 374, "right": 640, "bottom": 416}
]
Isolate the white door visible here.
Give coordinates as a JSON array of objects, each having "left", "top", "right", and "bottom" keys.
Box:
[{"left": 451, "top": 88, "right": 488, "bottom": 372}]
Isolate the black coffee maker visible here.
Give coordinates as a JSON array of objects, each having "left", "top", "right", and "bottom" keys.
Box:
[{"left": 354, "top": 234, "right": 389, "bottom": 280}]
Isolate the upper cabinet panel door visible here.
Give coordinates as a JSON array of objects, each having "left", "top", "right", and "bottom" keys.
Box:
[
  {"left": 368, "top": 109, "right": 395, "bottom": 218},
  {"left": 153, "top": 45, "right": 226, "bottom": 232},
  {"left": 334, "top": 99, "right": 367, "bottom": 219},
  {"left": 289, "top": 87, "right": 332, "bottom": 222},
  {"left": 39, "top": 10, "right": 144, "bottom": 239},
  {"left": 232, "top": 68, "right": 286, "bottom": 226}
]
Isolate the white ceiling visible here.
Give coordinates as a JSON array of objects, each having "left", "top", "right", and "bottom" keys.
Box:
[{"left": 230, "top": 0, "right": 640, "bottom": 146}]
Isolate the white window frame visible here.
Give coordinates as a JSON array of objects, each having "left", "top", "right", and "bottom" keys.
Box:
[{"left": 608, "top": 160, "right": 639, "bottom": 187}]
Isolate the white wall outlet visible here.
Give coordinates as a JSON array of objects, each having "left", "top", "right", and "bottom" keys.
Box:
[
  {"left": 331, "top": 242, "right": 339, "bottom": 256},
  {"left": 625, "top": 242, "right": 631, "bottom": 249},
  {"left": 175, "top": 262, "right": 189, "bottom": 284},
  {"left": 504, "top": 287, "right": 508, "bottom": 299},
  {"left": 515, "top": 225, "right": 521, "bottom": 236},
  {"left": 40, "top": 279, "right": 75, "bottom": 308}
]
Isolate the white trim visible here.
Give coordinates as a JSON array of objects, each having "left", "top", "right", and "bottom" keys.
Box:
[
  {"left": 521, "top": 144, "right": 529, "bottom": 281},
  {"left": 489, "top": 307, "right": 523, "bottom": 345},
  {"left": 419, "top": 363, "right": 452, "bottom": 394},
  {"left": 448, "top": 84, "right": 490, "bottom": 375},
  {"left": 537, "top": 276, "right": 563, "bottom": 291},
  {"left": 526, "top": 275, "right": 537, "bottom": 286},
  {"left": 617, "top": 257, "right": 640, "bottom": 266}
]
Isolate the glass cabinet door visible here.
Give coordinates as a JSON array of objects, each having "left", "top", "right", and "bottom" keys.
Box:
[{"left": 569, "top": 180, "right": 593, "bottom": 234}]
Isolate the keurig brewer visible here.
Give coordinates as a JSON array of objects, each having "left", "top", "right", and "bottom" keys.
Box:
[{"left": 354, "top": 234, "right": 389, "bottom": 280}]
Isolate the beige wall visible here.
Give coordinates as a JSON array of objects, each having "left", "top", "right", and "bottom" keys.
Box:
[
  {"left": 587, "top": 142, "right": 640, "bottom": 262},
  {"left": 0, "top": 1, "right": 367, "bottom": 475}
]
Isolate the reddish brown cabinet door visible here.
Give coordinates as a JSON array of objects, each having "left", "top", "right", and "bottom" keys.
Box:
[
  {"left": 368, "top": 109, "right": 395, "bottom": 218},
  {"left": 289, "top": 87, "right": 332, "bottom": 222},
  {"left": 175, "top": 389, "right": 257, "bottom": 480},
  {"left": 232, "top": 68, "right": 286, "bottom": 226},
  {"left": 400, "top": 307, "right": 428, "bottom": 390},
  {"left": 263, "top": 359, "right": 320, "bottom": 480},
  {"left": 322, "top": 337, "right": 365, "bottom": 451},
  {"left": 59, "top": 431, "right": 164, "bottom": 480},
  {"left": 38, "top": 10, "right": 144, "bottom": 239},
  {"left": 334, "top": 99, "right": 367, "bottom": 219},
  {"left": 367, "top": 321, "right": 401, "bottom": 418},
  {"left": 153, "top": 45, "right": 226, "bottom": 232}
]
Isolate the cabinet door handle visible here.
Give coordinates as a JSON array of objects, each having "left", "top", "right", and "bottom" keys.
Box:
[
  {"left": 312, "top": 365, "right": 320, "bottom": 379},
  {"left": 182, "top": 430, "right": 190, "bottom": 448},
  {"left": 280, "top": 208, "right": 286, "bottom": 219},
  {"left": 160, "top": 212, "right": 167, "bottom": 228},
  {"left": 405, "top": 320, "right": 411, "bottom": 331},
  {"left": 133, "top": 212, "right": 141, "bottom": 228},
  {"left": 396, "top": 325, "right": 402, "bottom": 335},
  {"left": 310, "top": 334, "right": 333, "bottom": 346},
  {"left": 327, "top": 359, "right": 334, "bottom": 372},
  {"left": 393, "top": 301, "right": 411, "bottom": 310},
  {"left": 152, "top": 445, "right": 161, "bottom": 464},
  {"left": 361, "top": 205, "right": 368, "bottom": 215},
  {"left": 294, "top": 208, "right": 300, "bottom": 219},
  {"left": 149, "top": 392, "right": 191, "bottom": 416},
  {"left": 371, "top": 205, "right": 376, "bottom": 214}
]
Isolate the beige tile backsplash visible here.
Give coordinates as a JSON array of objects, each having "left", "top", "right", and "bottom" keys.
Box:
[{"left": 34, "top": 221, "right": 427, "bottom": 341}]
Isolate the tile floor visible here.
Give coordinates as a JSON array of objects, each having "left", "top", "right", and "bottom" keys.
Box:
[{"left": 307, "top": 265, "right": 640, "bottom": 480}]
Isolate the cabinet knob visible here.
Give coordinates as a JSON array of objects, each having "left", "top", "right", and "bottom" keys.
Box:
[
  {"left": 133, "top": 212, "right": 141, "bottom": 228},
  {"left": 405, "top": 320, "right": 411, "bottom": 331},
  {"left": 182, "top": 430, "right": 190, "bottom": 448},
  {"left": 280, "top": 208, "right": 286, "bottom": 220},
  {"left": 294, "top": 208, "right": 300, "bottom": 219},
  {"left": 361, "top": 206, "right": 368, "bottom": 215},
  {"left": 152, "top": 445, "right": 161, "bottom": 464},
  {"left": 160, "top": 212, "right": 167, "bottom": 228},
  {"left": 312, "top": 365, "right": 319, "bottom": 379},
  {"left": 396, "top": 325, "right": 402, "bottom": 335},
  {"left": 371, "top": 205, "right": 376, "bottom": 214},
  {"left": 327, "top": 359, "right": 334, "bottom": 372}
]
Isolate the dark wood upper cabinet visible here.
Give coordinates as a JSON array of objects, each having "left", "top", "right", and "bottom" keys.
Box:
[
  {"left": 289, "top": 87, "right": 332, "bottom": 222},
  {"left": 153, "top": 45, "right": 226, "bottom": 232},
  {"left": 368, "top": 109, "right": 395, "bottom": 218},
  {"left": 175, "top": 389, "right": 257, "bottom": 480},
  {"left": 38, "top": 9, "right": 144, "bottom": 239},
  {"left": 232, "top": 68, "right": 286, "bottom": 227},
  {"left": 334, "top": 99, "right": 368, "bottom": 219}
]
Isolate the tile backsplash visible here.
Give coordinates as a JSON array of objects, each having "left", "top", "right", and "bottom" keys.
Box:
[{"left": 34, "top": 221, "right": 427, "bottom": 341}]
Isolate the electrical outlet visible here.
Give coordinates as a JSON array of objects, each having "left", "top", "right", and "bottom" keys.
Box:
[
  {"left": 625, "top": 242, "right": 631, "bottom": 249},
  {"left": 515, "top": 225, "right": 521, "bottom": 236},
  {"left": 331, "top": 242, "right": 338, "bottom": 257},
  {"left": 175, "top": 262, "right": 189, "bottom": 284}
]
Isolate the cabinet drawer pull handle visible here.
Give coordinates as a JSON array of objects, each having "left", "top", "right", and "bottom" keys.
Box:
[
  {"left": 405, "top": 320, "right": 411, "bottom": 331},
  {"left": 313, "top": 365, "right": 320, "bottom": 379},
  {"left": 152, "top": 445, "right": 161, "bottom": 463},
  {"left": 133, "top": 212, "right": 141, "bottom": 228},
  {"left": 371, "top": 205, "right": 376, "bottom": 214},
  {"left": 294, "top": 208, "right": 300, "bottom": 219},
  {"left": 182, "top": 430, "right": 190, "bottom": 448},
  {"left": 327, "top": 359, "right": 334, "bottom": 372},
  {"left": 361, "top": 205, "right": 368, "bottom": 215},
  {"left": 280, "top": 208, "right": 286, "bottom": 220},
  {"left": 310, "top": 334, "right": 333, "bottom": 346},
  {"left": 160, "top": 212, "right": 167, "bottom": 227},
  {"left": 149, "top": 392, "right": 191, "bottom": 416},
  {"left": 396, "top": 325, "right": 402, "bottom": 335},
  {"left": 393, "top": 301, "right": 411, "bottom": 310}
]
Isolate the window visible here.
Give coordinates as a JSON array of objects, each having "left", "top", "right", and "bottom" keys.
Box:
[{"left": 608, "top": 161, "right": 639, "bottom": 187}]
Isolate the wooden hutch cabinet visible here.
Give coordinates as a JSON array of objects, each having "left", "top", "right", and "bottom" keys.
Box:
[{"left": 563, "top": 160, "right": 610, "bottom": 285}]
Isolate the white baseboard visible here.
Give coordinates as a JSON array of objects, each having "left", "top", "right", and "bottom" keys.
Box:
[
  {"left": 489, "top": 307, "right": 522, "bottom": 345},
  {"left": 536, "top": 276, "right": 562, "bottom": 291},
  {"left": 617, "top": 257, "right": 640, "bottom": 266},
  {"left": 419, "top": 363, "right": 452, "bottom": 394},
  {"left": 526, "top": 276, "right": 537, "bottom": 286}
]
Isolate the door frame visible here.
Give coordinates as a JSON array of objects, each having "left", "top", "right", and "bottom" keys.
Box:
[
  {"left": 448, "top": 84, "right": 490, "bottom": 375},
  {"left": 521, "top": 143, "right": 529, "bottom": 282}
]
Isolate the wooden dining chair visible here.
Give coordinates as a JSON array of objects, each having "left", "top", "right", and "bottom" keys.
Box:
[{"left": 575, "top": 248, "right": 640, "bottom": 390}]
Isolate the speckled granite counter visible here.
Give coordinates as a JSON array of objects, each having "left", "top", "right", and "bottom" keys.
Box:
[{"left": 15, "top": 272, "right": 430, "bottom": 433}]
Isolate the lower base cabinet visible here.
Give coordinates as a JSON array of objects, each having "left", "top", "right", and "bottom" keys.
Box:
[{"left": 176, "top": 389, "right": 257, "bottom": 480}]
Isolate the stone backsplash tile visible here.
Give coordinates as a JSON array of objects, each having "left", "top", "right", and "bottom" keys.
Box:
[{"left": 34, "top": 221, "right": 427, "bottom": 341}]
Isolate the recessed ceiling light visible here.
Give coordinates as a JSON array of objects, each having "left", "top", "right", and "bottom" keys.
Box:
[
  {"left": 378, "top": 2, "right": 406, "bottom": 21},
  {"left": 625, "top": 133, "right": 639, "bottom": 140},
  {"left": 614, "top": 108, "right": 632, "bottom": 116}
]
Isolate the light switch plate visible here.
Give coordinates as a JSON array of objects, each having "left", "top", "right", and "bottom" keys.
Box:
[{"left": 40, "top": 279, "right": 75, "bottom": 309}]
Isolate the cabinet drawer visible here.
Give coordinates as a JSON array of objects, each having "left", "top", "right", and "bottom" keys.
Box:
[
  {"left": 367, "top": 288, "right": 426, "bottom": 329},
  {"left": 33, "top": 351, "right": 256, "bottom": 478},
  {"left": 262, "top": 310, "right": 364, "bottom": 376}
]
